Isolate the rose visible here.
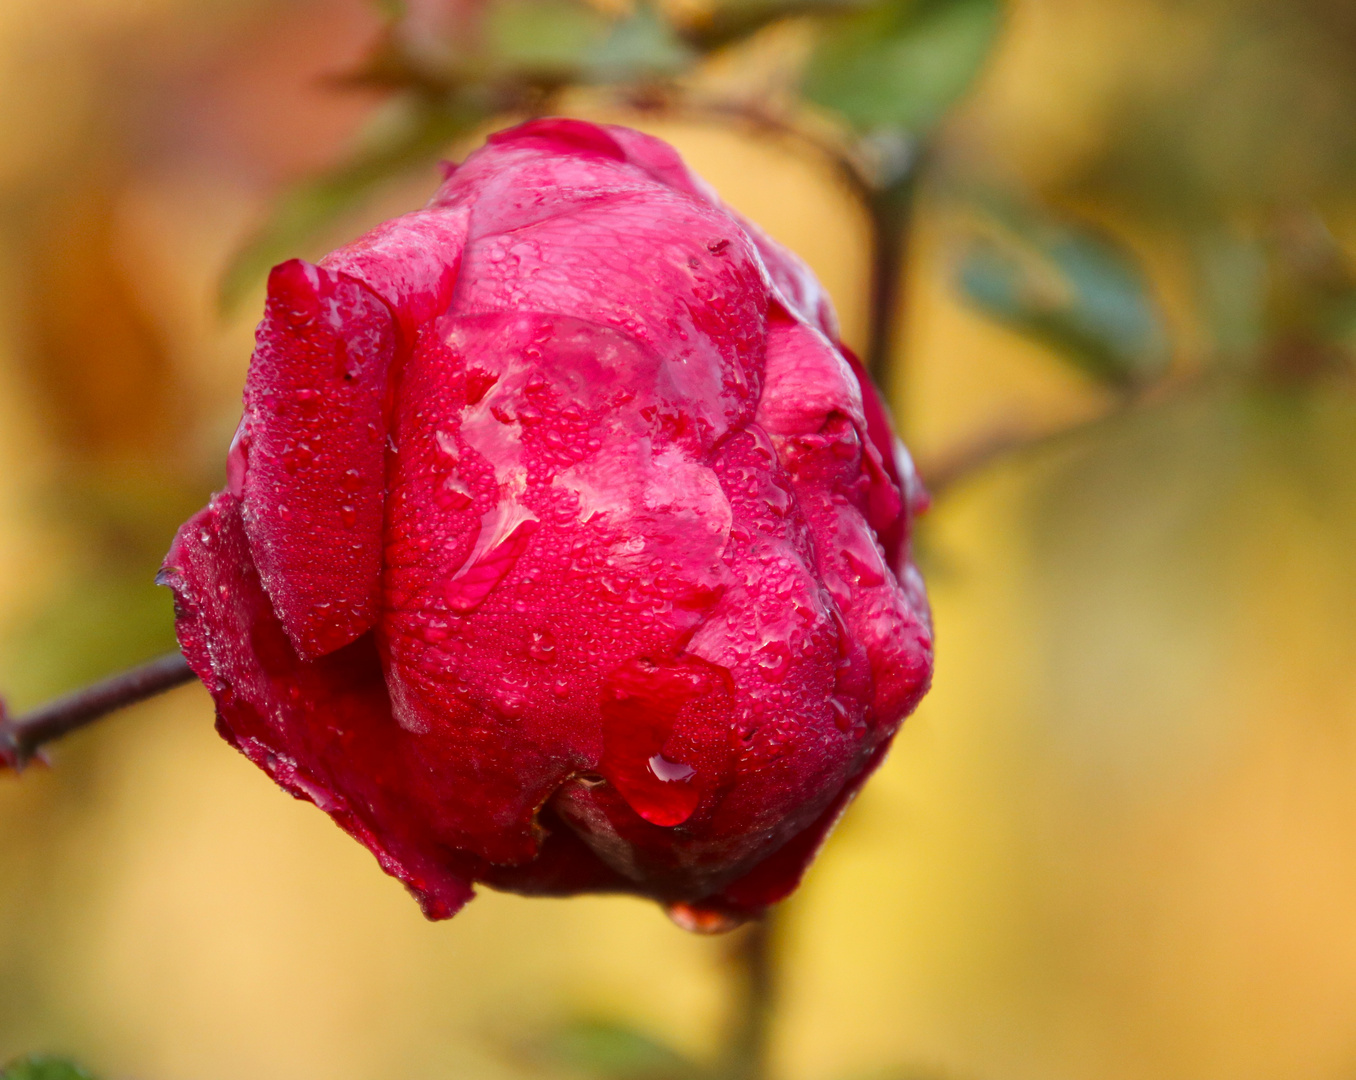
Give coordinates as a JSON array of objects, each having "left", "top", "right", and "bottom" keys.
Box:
[{"left": 161, "top": 118, "right": 934, "bottom": 928}]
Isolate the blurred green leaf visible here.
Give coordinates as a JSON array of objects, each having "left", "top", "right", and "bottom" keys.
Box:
[
  {"left": 589, "top": 5, "right": 695, "bottom": 82},
  {"left": 804, "top": 0, "right": 1002, "bottom": 137},
  {"left": 958, "top": 207, "right": 1169, "bottom": 387},
  {"left": 1, "top": 1057, "right": 97, "bottom": 1080},
  {"left": 486, "top": 0, "right": 613, "bottom": 76},
  {"left": 220, "top": 94, "right": 485, "bottom": 313},
  {"left": 487, "top": 0, "right": 694, "bottom": 83},
  {"left": 542, "top": 1019, "right": 709, "bottom": 1080}
]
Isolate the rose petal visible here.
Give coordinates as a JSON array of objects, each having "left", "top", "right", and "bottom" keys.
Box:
[
  {"left": 237, "top": 259, "right": 395, "bottom": 659},
  {"left": 161, "top": 493, "right": 476, "bottom": 919}
]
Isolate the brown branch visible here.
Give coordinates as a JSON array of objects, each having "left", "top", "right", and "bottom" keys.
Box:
[
  {"left": 918, "top": 422, "right": 1069, "bottom": 498},
  {"left": 863, "top": 172, "right": 920, "bottom": 395},
  {"left": 917, "top": 374, "right": 1198, "bottom": 499},
  {"left": 0, "top": 651, "right": 195, "bottom": 774}
]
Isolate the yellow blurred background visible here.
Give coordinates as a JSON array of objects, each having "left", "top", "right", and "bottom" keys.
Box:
[{"left": 3, "top": 1, "right": 1356, "bottom": 1078}]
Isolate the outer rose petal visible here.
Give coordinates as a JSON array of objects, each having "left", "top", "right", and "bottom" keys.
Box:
[
  {"left": 161, "top": 493, "right": 475, "bottom": 919},
  {"left": 320, "top": 205, "right": 470, "bottom": 340},
  {"left": 757, "top": 316, "right": 933, "bottom": 727},
  {"left": 235, "top": 260, "right": 395, "bottom": 659}
]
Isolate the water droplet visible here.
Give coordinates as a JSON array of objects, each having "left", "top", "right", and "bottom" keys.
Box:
[
  {"left": 444, "top": 512, "right": 539, "bottom": 613},
  {"left": 665, "top": 901, "right": 745, "bottom": 934},
  {"left": 754, "top": 640, "right": 792, "bottom": 684},
  {"left": 597, "top": 655, "right": 731, "bottom": 827},
  {"left": 493, "top": 685, "right": 527, "bottom": 719},
  {"left": 226, "top": 417, "right": 250, "bottom": 496},
  {"left": 648, "top": 754, "right": 695, "bottom": 783},
  {"left": 527, "top": 628, "right": 557, "bottom": 662},
  {"left": 843, "top": 546, "right": 885, "bottom": 588}
]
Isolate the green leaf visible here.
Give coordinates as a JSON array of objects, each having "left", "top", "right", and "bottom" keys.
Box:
[
  {"left": 588, "top": 5, "right": 695, "bottom": 82},
  {"left": 542, "top": 1019, "right": 708, "bottom": 1080},
  {"left": 1, "top": 1057, "right": 98, "bottom": 1080},
  {"left": 958, "top": 207, "right": 1169, "bottom": 387},
  {"left": 485, "top": 0, "right": 695, "bottom": 83},
  {"left": 485, "top": 0, "right": 613, "bottom": 78},
  {"left": 220, "top": 94, "right": 485, "bottom": 313},
  {"left": 804, "top": 0, "right": 1002, "bottom": 137}
]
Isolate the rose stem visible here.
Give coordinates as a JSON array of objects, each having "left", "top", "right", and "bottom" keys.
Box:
[
  {"left": 0, "top": 651, "right": 195, "bottom": 773},
  {"left": 864, "top": 168, "right": 922, "bottom": 399},
  {"left": 720, "top": 910, "right": 779, "bottom": 1080}
]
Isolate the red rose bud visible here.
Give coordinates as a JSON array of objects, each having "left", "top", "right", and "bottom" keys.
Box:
[{"left": 161, "top": 119, "right": 934, "bottom": 927}]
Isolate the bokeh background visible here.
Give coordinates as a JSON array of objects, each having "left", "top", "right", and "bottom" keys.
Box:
[{"left": 3, "top": 1, "right": 1356, "bottom": 1078}]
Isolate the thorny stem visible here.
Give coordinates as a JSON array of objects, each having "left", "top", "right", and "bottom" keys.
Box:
[
  {"left": 720, "top": 911, "right": 779, "bottom": 1080},
  {"left": 0, "top": 651, "right": 194, "bottom": 774}
]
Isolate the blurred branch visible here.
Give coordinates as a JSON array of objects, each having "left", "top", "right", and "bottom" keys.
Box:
[
  {"left": 865, "top": 169, "right": 920, "bottom": 393},
  {"left": 919, "top": 421, "right": 1085, "bottom": 498},
  {"left": 676, "top": 0, "right": 867, "bottom": 54},
  {"left": 0, "top": 651, "right": 193, "bottom": 774},
  {"left": 918, "top": 373, "right": 1201, "bottom": 498},
  {"left": 719, "top": 912, "right": 778, "bottom": 1080}
]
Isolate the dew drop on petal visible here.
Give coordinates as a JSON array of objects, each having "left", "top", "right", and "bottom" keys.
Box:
[
  {"left": 648, "top": 754, "right": 696, "bottom": 783},
  {"left": 527, "top": 628, "right": 557, "bottom": 663}
]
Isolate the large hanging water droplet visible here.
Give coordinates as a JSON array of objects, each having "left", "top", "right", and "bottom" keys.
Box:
[
  {"left": 597, "top": 654, "right": 731, "bottom": 827},
  {"left": 665, "top": 901, "right": 747, "bottom": 934}
]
